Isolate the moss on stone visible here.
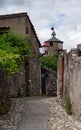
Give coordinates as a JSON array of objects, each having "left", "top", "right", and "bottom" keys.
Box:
[{"left": 65, "top": 97, "right": 72, "bottom": 115}]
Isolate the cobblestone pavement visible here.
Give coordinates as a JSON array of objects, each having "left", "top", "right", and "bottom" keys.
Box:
[
  {"left": 43, "top": 97, "right": 81, "bottom": 130},
  {"left": 0, "top": 98, "right": 25, "bottom": 130},
  {"left": 0, "top": 97, "right": 81, "bottom": 130},
  {"left": 17, "top": 97, "right": 50, "bottom": 130}
]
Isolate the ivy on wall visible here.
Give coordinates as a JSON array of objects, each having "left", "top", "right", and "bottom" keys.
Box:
[{"left": 0, "top": 30, "right": 32, "bottom": 74}]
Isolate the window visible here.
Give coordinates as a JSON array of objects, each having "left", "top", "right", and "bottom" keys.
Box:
[
  {"left": 50, "top": 41, "right": 53, "bottom": 46},
  {"left": 0, "top": 27, "right": 10, "bottom": 34},
  {"left": 26, "top": 27, "right": 29, "bottom": 34}
]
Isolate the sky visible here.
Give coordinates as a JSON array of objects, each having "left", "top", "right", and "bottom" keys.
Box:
[{"left": 0, "top": 0, "right": 81, "bottom": 51}]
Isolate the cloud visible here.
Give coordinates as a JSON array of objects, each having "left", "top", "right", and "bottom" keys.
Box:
[
  {"left": 0, "top": 0, "right": 81, "bottom": 51},
  {"left": 11, "top": 0, "right": 32, "bottom": 7},
  {"left": 0, "top": 0, "right": 9, "bottom": 8}
]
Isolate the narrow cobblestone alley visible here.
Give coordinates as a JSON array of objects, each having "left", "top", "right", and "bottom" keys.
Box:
[
  {"left": 17, "top": 97, "right": 50, "bottom": 130},
  {"left": 0, "top": 97, "right": 81, "bottom": 130}
]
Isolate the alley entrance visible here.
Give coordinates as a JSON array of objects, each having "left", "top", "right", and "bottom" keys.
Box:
[{"left": 41, "top": 68, "right": 57, "bottom": 96}]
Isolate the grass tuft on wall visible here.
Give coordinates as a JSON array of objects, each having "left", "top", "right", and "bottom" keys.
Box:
[{"left": 65, "top": 97, "right": 72, "bottom": 115}]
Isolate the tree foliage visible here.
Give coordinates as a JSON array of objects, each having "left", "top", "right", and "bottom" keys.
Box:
[
  {"left": 40, "top": 54, "right": 58, "bottom": 70},
  {"left": 0, "top": 30, "right": 32, "bottom": 73}
]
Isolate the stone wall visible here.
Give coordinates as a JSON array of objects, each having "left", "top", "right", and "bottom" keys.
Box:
[
  {"left": 57, "top": 50, "right": 69, "bottom": 99},
  {"left": 45, "top": 70, "right": 57, "bottom": 96},
  {"left": 57, "top": 46, "right": 81, "bottom": 120},
  {"left": 7, "top": 66, "right": 27, "bottom": 97},
  {"left": 70, "top": 57, "right": 81, "bottom": 119},
  {"left": 57, "top": 49, "right": 78, "bottom": 100},
  {"left": 0, "top": 57, "right": 41, "bottom": 114},
  {"left": 57, "top": 51, "right": 64, "bottom": 98},
  {"left": 0, "top": 68, "right": 10, "bottom": 114},
  {"left": 25, "top": 58, "right": 41, "bottom": 96},
  {"left": 7, "top": 58, "right": 41, "bottom": 97},
  {"left": 41, "top": 68, "right": 57, "bottom": 96}
]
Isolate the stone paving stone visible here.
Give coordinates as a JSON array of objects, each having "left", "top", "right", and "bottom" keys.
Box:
[
  {"left": 0, "top": 97, "right": 81, "bottom": 130},
  {"left": 43, "top": 97, "right": 81, "bottom": 130},
  {"left": 17, "top": 97, "right": 50, "bottom": 130},
  {"left": 0, "top": 98, "right": 25, "bottom": 130}
]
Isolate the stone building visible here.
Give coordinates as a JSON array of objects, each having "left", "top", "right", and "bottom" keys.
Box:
[
  {"left": 42, "top": 28, "right": 63, "bottom": 56},
  {"left": 57, "top": 44, "right": 81, "bottom": 120},
  {"left": 41, "top": 28, "right": 63, "bottom": 96},
  {"left": 0, "top": 12, "right": 41, "bottom": 97},
  {"left": 0, "top": 12, "right": 41, "bottom": 57}
]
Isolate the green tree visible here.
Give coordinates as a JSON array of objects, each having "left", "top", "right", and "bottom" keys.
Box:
[
  {"left": 40, "top": 54, "right": 58, "bottom": 70},
  {"left": 0, "top": 30, "right": 32, "bottom": 73}
]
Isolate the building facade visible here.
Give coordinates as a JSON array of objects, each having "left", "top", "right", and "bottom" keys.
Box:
[
  {"left": 41, "top": 28, "right": 63, "bottom": 96},
  {"left": 0, "top": 12, "right": 41, "bottom": 98},
  {"left": 0, "top": 12, "right": 41, "bottom": 57},
  {"left": 43, "top": 28, "right": 63, "bottom": 56}
]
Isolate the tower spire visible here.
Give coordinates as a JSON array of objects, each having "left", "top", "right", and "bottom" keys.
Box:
[{"left": 51, "top": 27, "right": 56, "bottom": 37}]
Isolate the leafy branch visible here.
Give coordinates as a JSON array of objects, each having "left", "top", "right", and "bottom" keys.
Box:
[
  {"left": 40, "top": 54, "right": 58, "bottom": 70},
  {"left": 0, "top": 30, "right": 32, "bottom": 73}
]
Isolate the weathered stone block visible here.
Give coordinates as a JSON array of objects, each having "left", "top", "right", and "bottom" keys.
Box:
[{"left": 0, "top": 67, "right": 10, "bottom": 115}]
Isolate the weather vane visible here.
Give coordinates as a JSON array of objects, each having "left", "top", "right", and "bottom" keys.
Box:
[
  {"left": 51, "top": 27, "right": 54, "bottom": 30},
  {"left": 51, "top": 27, "right": 56, "bottom": 37}
]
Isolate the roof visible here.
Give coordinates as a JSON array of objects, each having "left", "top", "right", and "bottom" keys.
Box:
[
  {"left": 45, "top": 37, "right": 63, "bottom": 43},
  {"left": 0, "top": 12, "right": 27, "bottom": 19},
  {"left": 0, "top": 12, "right": 41, "bottom": 47},
  {"left": 45, "top": 29, "right": 63, "bottom": 44},
  {"left": 26, "top": 13, "right": 41, "bottom": 47},
  {"left": 42, "top": 43, "right": 49, "bottom": 47}
]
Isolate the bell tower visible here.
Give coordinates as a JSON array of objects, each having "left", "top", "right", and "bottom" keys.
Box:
[{"left": 43, "top": 28, "right": 63, "bottom": 56}]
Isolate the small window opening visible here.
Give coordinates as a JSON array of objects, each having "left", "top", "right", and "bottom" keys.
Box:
[
  {"left": 0, "top": 27, "right": 10, "bottom": 35},
  {"left": 50, "top": 41, "right": 53, "bottom": 46},
  {"left": 26, "top": 27, "right": 29, "bottom": 34}
]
